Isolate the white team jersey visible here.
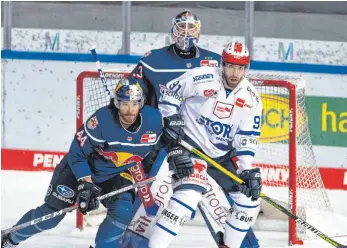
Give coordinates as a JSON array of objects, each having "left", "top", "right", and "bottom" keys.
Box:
[{"left": 159, "top": 66, "right": 262, "bottom": 170}]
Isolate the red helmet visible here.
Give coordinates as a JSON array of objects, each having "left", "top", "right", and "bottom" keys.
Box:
[{"left": 222, "top": 42, "right": 250, "bottom": 66}]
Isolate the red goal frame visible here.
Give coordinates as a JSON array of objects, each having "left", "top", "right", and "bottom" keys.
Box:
[{"left": 76, "top": 71, "right": 303, "bottom": 245}]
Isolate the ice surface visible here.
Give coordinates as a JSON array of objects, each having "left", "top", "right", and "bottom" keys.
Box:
[{"left": 1, "top": 171, "right": 347, "bottom": 248}]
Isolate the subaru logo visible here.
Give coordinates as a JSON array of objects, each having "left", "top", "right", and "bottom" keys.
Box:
[{"left": 57, "top": 185, "right": 74, "bottom": 198}]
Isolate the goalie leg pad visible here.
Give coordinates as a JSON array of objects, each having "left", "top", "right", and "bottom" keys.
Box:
[
  {"left": 95, "top": 192, "right": 134, "bottom": 248},
  {"left": 9, "top": 203, "right": 64, "bottom": 244},
  {"left": 224, "top": 192, "right": 260, "bottom": 248},
  {"left": 148, "top": 189, "right": 202, "bottom": 248}
]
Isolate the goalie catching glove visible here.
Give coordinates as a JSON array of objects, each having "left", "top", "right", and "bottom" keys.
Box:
[
  {"left": 77, "top": 181, "right": 102, "bottom": 215},
  {"left": 238, "top": 168, "right": 262, "bottom": 201},
  {"left": 167, "top": 146, "right": 194, "bottom": 180}
]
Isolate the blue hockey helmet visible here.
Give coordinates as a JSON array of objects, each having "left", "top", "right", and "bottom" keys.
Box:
[
  {"left": 114, "top": 79, "right": 145, "bottom": 109},
  {"left": 171, "top": 10, "right": 201, "bottom": 51}
]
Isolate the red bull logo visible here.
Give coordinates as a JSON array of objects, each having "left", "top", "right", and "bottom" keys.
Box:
[
  {"left": 96, "top": 149, "right": 142, "bottom": 167},
  {"left": 97, "top": 148, "right": 156, "bottom": 209}
]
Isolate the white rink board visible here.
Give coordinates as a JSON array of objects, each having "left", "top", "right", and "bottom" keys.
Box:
[{"left": 2, "top": 59, "right": 347, "bottom": 168}]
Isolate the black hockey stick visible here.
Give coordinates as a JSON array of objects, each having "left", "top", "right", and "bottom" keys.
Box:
[
  {"left": 179, "top": 139, "right": 347, "bottom": 248},
  {"left": 1, "top": 172, "right": 173, "bottom": 238}
]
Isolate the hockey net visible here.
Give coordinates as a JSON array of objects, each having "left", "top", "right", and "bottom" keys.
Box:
[{"left": 76, "top": 70, "right": 343, "bottom": 245}]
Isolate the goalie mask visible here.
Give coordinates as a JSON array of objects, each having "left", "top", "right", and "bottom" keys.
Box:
[
  {"left": 114, "top": 79, "right": 145, "bottom": 109},
  {"left": 171, "top": 10, "right": 201, "bottom": 51}
]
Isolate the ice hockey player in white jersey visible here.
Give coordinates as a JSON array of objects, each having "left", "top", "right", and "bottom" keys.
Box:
[{"left": 148, "top": 41, "right": 263, "bottom": 248}]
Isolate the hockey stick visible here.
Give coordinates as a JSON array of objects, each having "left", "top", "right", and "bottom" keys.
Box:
[
  {"left": 90, "top": 46, "right": 112, "bottom": 97},
  {"left": 179, "top": 139, "right": 347, "bottom": 248},
  {"left": 1, "top": 171, "right": 173, "bottom": 238},
  {"left": 90, "top": 47, "right": 160, "bottom": 217}
]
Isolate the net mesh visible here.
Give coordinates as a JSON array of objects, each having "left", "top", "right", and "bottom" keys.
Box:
[
  {"left": 247, "top": 73, "right": 333, "bottom": 239},
  {"left": 81, "top": 72, "right": 128, "bottom": 118},
  {"left": 77, "top": 71, "right": 341, "bottom": 241}
]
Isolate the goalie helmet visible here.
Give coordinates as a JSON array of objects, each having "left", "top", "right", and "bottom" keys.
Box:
[
  {"left": 114, "top": 79, "right": 145, "bottom": 109},
  {"left": 171, "top": 10, "right": 201, "bottom": 51},
  {"left": 222, "top": 41, "right": 250, "bottom": 67}
]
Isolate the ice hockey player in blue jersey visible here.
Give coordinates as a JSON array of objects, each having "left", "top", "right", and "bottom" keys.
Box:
[
  {"left": 123, "top": 9, "right": 259, "bottom": 248},
  {"left": 127, "top": 10, "right": 221, "bottom": 110},
  {"left": 1, "top": 81, "right": 164, "bottom": 248}
]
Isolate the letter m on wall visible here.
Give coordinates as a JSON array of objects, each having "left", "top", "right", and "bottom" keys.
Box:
[
  {"left": 45, "top": 32, "right": 60, "bottom": 51},
  {"left": 278, "top": 41, "right": 294, "bottom": 61}
]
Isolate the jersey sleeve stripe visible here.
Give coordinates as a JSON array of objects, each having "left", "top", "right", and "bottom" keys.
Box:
[
  {"left": 236, "top": 151, "right": 255, "bottom": 157},
  {"left": 83, "top": 123, "right": 105, "bottom": 143},
  {"left": 140, "top": 60, "right": 190, "bottom": 73},
  {"left": 171, "top": 197, "right": 195, "bottom": 215},
  {"left": 234, "top": 201, "right": 260, "bottom": 209},
  {"left": 155, "top": 223, "right": 177, "bottom": 236},
  {"left": 108, "top": 133, "right": 162, "bottom": 147}
]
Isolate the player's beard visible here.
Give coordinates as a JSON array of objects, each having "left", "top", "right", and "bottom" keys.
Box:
[
  {"left": 223, "top": 74, "right": 242, "bottom": 90},
  {"left": 119, "top": 112, "right": 137, "bottom": 127}
]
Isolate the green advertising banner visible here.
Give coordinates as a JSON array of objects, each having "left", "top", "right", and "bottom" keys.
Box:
[
  {"left": 259, "top": 95, "right": 347, "bottom": 147},
  {"left": 306, "top": 96, "right": 347, "bottom": 147}
]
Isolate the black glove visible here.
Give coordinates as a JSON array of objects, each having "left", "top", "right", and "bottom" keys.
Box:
[
  {"left": 238, "top": 168, "right": 262, "bottom": 201},
  {"left": 77, "top": 181, "right": 102, "bottom": 215},
  {"left": 167, "top": 146, "right": 194, "bottom": 180},
  {"left": 163, "top": 114, "right": 185, "bottom": 147}
]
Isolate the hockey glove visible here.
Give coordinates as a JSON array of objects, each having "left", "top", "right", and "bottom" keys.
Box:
[
  {"left": 167, "top": 146, "right": 194, "bottom": 180},
  {"left": 163, "top": 114, "right": 185, "bottom": 147},
  {"left": 238, "top": 168, "right": 262, "bottom": 201},
  {"left": 77, "top": 181, "right": 102, "bottom": 215}
]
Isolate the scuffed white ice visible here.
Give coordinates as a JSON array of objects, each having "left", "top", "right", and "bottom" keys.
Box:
[{"left": 1, "top": 171, "right": 346, "bottom": 248}]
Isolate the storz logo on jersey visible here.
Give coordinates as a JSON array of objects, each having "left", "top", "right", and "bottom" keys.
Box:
[
  {"left": 196, "top": 115, "right": 232, "bottom": 139},
  {"left": 193, "top": 74, "right": 213, "bottom": 82},
  {"left": 57, "top": 185, "right": 74, "bottom": 198}
]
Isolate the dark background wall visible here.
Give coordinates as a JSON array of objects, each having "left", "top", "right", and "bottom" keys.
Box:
[{"left": 2, "top": 1, "right": 347, "bottom": 41}]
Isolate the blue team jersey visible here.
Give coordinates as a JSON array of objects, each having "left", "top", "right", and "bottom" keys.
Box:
[
  {"left": 66, "top": 105, "right": 163, "bottom": 183},
  {"left": 127, "top": 44, "right": 221, "bottom": 108}
]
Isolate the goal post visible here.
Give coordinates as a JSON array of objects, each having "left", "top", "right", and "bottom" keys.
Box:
[{"left": 75, "top": 70, "right": 337, "bottom": 246}]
